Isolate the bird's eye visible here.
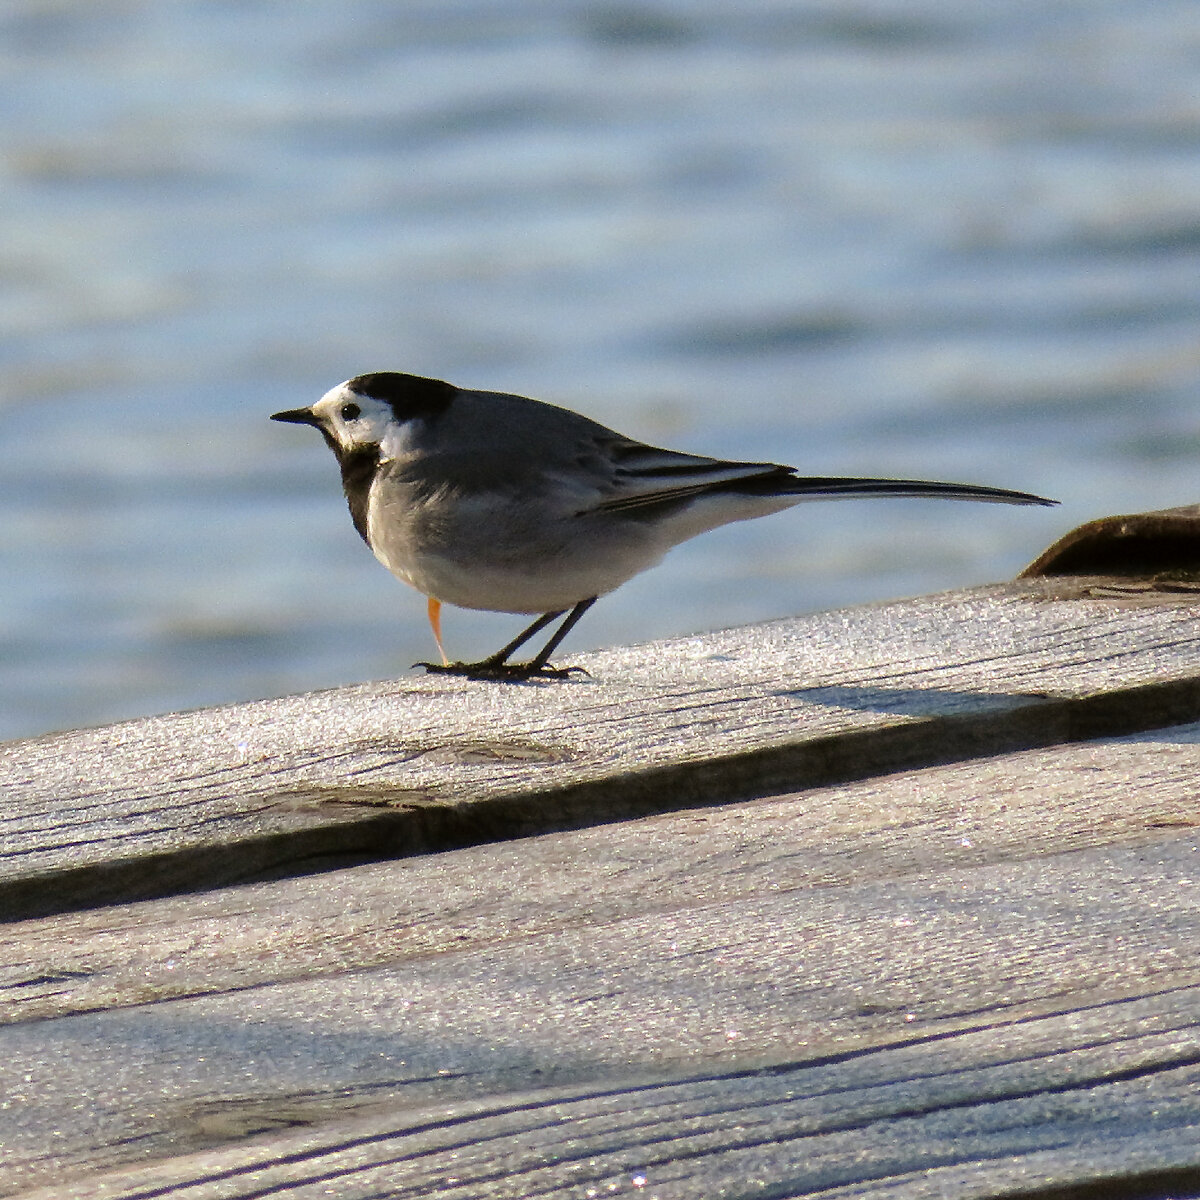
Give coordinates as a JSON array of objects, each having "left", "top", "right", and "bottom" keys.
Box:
[{"left": 340, "top": 402, "right": 361, "bottom": 421}]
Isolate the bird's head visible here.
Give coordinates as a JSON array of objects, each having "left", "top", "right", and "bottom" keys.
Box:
[{"left": 271, "top": 372, "right": 455, "bottom": 461}]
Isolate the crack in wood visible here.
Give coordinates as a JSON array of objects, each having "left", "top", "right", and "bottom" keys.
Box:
[{"left": 7, "top": 671, "right": 1200, "bottom": 922}]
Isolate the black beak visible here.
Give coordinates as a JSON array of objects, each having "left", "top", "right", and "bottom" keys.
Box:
[{"left": 271, "top": 407, "right": 321, "bottom": 427}]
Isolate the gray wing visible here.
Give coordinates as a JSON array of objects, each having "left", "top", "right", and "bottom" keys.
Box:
[{"left": 585, "top": 440, "right": 796, "bottom": 514}]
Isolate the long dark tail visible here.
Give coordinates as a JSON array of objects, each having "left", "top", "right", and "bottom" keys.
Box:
[
  {"left": 593, "top": 455, "right": 1056, "bottom": 517},
  {"left": 768, "top": 475, "right": 1056, "bottom": 506}
]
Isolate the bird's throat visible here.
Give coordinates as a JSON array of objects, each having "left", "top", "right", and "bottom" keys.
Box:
[{"left": 337, "top": 443, "right": 381, "bottom": 544}]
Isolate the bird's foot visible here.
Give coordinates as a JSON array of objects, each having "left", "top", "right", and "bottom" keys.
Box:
[{"left": 416, "top": 659, "right": 589, "bottom": 682}]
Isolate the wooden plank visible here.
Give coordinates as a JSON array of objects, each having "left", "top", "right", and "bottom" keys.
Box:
[
  {"left": 4, "top": 719, "right": 1200, "bottom": 1027},
  {"left": 2, "top": 729, "right": 1199, "bottom": 1194},
  {"left": 6, "top": 579, "right": 1200, "bottom": 920},
  {"left": 11, "top": 984, "right": 1200, "bottom": 1199}
]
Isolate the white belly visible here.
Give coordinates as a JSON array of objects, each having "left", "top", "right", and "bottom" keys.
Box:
[
  {"left": 366, "top": 489, "right": 665, "bottom": 613},
  {"left": 365, "top": 470, "right": 799, "bottom": 614},
  {"left": 380, "top": 550, "right": 644, "bottom": 614}
]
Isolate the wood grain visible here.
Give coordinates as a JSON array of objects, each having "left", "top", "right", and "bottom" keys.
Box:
[
  {"left": 6, "top": 579, "right": 1200, "bottom": 921},
  {"left": 2, "top": 730, "right": 1199, "bottom": 1194},
  {"left": 6, "top": 579, "right": 1200, "bottom": 1196},
  {"left": 4, "top": 720, "right": 1199, "bottom": 1027}
]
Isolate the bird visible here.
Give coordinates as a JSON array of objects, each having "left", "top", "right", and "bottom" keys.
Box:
[{"left": 271, "top": 371, "right": 1056, "bottom": 680}]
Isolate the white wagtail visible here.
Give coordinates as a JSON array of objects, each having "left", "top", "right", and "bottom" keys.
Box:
[{"left": 272, "top": 372, "right": 1055, "bottom": 680}]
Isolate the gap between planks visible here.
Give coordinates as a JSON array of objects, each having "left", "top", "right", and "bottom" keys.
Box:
[{"left": 5, "top": 579, "right": 1200, "bottom": 922}]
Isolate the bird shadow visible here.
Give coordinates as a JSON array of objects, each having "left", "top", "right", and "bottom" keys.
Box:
[
  {"left": 774, "top": 684, "right": 1200, "bottom": 749},
  {"left": 771, "top": 684, "right": 1048, "bottom": 718}
]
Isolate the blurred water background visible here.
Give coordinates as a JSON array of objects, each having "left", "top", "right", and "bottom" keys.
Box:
[{"left": 2, "top": 0, "right": 1199, "bottom": 741}]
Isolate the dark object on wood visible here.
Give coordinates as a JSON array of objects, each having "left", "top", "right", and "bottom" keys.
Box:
[{"left": 1022, "top": 502, "right": 1200, "bottom": 581}]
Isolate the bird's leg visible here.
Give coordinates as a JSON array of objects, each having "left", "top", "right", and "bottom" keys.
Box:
[
  {"left": 524, "top": 596, "right": 596, "bottom": 671},
  {"left": 481, "top": 608, "right": 566, "bottom": 667},
  {"left": 417, "top": 598, "right": 597, "bottom": 681},
  {"left": 417, "top": 609, "right": 560, "bottom": 678},
  {"left": 427, "top": 597, "right": 449, "bottom": 666}
]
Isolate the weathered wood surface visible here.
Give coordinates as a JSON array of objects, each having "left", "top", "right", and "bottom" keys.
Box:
[
  {"left": 11, "top": 985, "right": 1200, "bottom": 1200},
  {"left": 4, "top": 720, "right": 1200, "bottom": 1027},
  {"left": 6, "top": 574, "right": 1200, "bottom": 1197},
  {"left": 7, "top": 578, "right": 1200, "bottom": 921},
  {"left": 2, "top": 726, "right": 1199, "bottom": 1196}
]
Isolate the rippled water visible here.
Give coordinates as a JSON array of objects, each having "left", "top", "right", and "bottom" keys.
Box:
[{"left": 2, "top": 0, "right": 1199, "bottom": 740}]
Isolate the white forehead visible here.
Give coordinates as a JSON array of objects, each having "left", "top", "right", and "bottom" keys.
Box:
[{"left": 312, "top": 381, "right": 390, "bottom": 420}]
